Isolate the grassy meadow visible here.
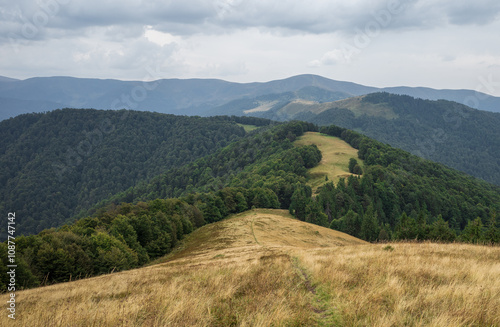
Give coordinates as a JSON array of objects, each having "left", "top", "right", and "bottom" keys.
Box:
[
  {"left": 1, "top": 209, "right": 499, "bottom": 326},
  {"left": 294, "top": 132, "right": 363, "bottom": 192},
  {"left": 236, "top": 123, "right": 259, "bottom": 132}
]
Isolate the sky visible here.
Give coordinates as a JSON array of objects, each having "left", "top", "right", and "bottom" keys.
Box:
[{"left": 1, "top": 0, "right": 500, "bottom": 96}]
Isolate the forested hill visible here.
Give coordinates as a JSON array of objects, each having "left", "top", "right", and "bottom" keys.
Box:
[
  {"left": 93, "top": 120, "right": 499, "bottom": 238},
  {"left": 0, "top": 110, "right": 271, "bottom": 236},
  {"left": 1, "top": 119, "right": 499, "bottom": 291}
]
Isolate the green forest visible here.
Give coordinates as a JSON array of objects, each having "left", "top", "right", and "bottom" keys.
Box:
[
  {"left": 1, "top": 117, "right": 499, "bottom": 292},
  {"left": 0, "top": 109, "right": 271, "bottom": 235}
]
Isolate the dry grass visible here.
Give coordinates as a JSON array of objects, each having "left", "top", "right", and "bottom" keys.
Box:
[
  {"left": 2, "top": 210, "right": 499, "bottom": 327},
  {"left": 0, "top": 210, "right": 362, "bottom": 327},
  {"left": 294, "top": 132, "right": 363, "bottom": 192},
  {"left": 292, "top": 242, "right": 500, "bottom": 327}
]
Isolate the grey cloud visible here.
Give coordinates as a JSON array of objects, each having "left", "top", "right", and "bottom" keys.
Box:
[
  {"left": 447, "top": 1, "right": 500, "bottom": 25},
  {"left": 395, "top": 0, "right": 500, "bottom": 29},
  {"left": 210, "top": 0, "right": 500, "bottom": 33},
  {"left": 1, "top": 0, "right": 499, "bottom": 44}
]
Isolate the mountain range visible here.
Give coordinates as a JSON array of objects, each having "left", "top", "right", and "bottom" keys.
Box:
[{"left": 1, "top": 74, "right": 499, "bottom": 122}]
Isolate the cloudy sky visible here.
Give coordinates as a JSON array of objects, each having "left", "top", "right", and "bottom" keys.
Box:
[{"left": 1, "top": 0, "right": 500, "bottom": 95}]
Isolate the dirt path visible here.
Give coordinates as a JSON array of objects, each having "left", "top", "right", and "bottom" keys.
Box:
[{"left": 250, "top": 214, "right": 339, "bottom": 326}]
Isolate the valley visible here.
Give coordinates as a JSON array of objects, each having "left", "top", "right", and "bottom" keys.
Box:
[{"left": 2, "top": 209, "right": 498, "bottom": 326}]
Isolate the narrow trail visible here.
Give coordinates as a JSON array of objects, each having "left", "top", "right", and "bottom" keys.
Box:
[
  {"left": 250, "top": 216, "right": 338, "bottom": 326},
  {"left": 290, "top": 257, "right": 339, "bottom": 326},
  {"left": 250, "top": 218, "right": 262, "bottom": 246}
]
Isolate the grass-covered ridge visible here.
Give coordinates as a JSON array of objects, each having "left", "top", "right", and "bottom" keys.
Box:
[
  {"left": 309, "top": 93, "right": 500, "bottom": 186},
  {"left": 1, "top": 209, "right": 498, "bottom": 326},
  {"left": 294, "top": 132, "right": 362, "bottom": 191}
]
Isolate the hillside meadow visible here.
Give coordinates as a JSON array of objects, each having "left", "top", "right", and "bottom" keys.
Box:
[
  {"left": 294, "top": 131, "right": 362, "bottom": 192},
  {"left": 1, "top": 209, "right": 499, "bottom": 327}
]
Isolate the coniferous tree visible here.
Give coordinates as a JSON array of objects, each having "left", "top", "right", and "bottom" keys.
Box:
[
  {"left": 459, "top": 218, "right": 484, "bottom": 243},
  {"left": 428, "top": 215, "right": 456, "bottom": 242},
  {"left": 289, "top": 183, "right": 311, "bottom": 221},
  {"left": 416, "top": 210, "right": 430, "bottom": 240},
  {"left": 484, "top": 211, "right": 499, "bottom": 244},
  {"left": 378, "top": 227, "right": 390, "bottom": 242},
  {"left": 338, "top": 209, "right": 361, "bottom": 238},
  {"left": 305, "top": 200, "right": 328, "bottom": 227},
  {"left": 395, "top": 212, "right": 418, "bottom": 240},
  {"left": 361, "top": 205, "right": 380, "bottom": 242}
]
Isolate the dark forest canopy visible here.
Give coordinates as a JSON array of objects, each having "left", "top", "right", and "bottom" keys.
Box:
[{"left": 0, "top": 109, "right": 273, "bottom": 236}]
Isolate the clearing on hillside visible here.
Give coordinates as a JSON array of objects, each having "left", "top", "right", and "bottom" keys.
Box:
[
  {"left": 294, "top": 131, "right": 363, "bottom": 192},
  {"left": 326, "top": 95, "right": 398, "bottom": 119},
  {"left": 236, "top": 123, "right": 259, "bottom": 132}
]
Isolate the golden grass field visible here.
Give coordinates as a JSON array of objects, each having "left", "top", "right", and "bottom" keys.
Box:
[
  {"left": 294, "top": 132, "right": 363, "bottom": 192},
  {"left": 2, "top": 209, "right": 499, "bottom": 327}
]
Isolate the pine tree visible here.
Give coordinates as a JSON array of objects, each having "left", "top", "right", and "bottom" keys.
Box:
[
  {"left": 484, "top": 210, "right": 499, "bottom": 244},
  {"left": 289, "top": 183, "right": 309, "bottom": 221},
  {"left": 416, "top": 210, "right": 429, "bottom": 240},
  {"left": 378, "top": 228, "right": 390, "bottom": 241},
  {"left": 395, "top": 212, "right": 418, "bottom": 240},
  {"left": 360, "top": 205, "right": 380, "bottom": 242},
  {"left": 306, "top": 200, "right": 328, "bottom": 227},
  {"left": 428, "top": 215, "right": 456, "bottom": 242},
  {"left": 459, "top": 217, "right": 484, "bottom": 243},
  {"left": 341, "top": 209, "right": 361, "bottom": 237}
]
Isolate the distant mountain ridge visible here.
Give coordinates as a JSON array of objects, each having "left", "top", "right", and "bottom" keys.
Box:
[
  {"left": 1, "top": 74, "right": 499, "bottom": 121},
  {"left": 0, "top": 76, "right": 19, "bottom": 83}
]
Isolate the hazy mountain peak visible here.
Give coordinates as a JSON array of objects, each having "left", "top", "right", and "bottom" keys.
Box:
[
  {"left": 1, "top": 74, "right": 500, "bottom": 122},
  {"left": 0, "top": 75, "right": 20, "bottom": 82}
]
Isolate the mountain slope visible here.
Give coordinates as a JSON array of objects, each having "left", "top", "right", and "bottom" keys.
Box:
[
  {"left": 2, "top": 74, "right": 499, "bottom": 121},
  {"left": 1, "top": 209, "right": 498, "bottom": 327},
  {"left": 294, "top": 132, "right": 362, "bottom": 192},
  {"left": 0, "top": 76, "right": 19, "bottom": 82},
  {"left": 0, "top": 110, "right": 259, "bottom": 236}
]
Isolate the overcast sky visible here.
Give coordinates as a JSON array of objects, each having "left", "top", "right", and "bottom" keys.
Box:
[{"left": 1, "top": 0, "right": 500, "bottom": 95}]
